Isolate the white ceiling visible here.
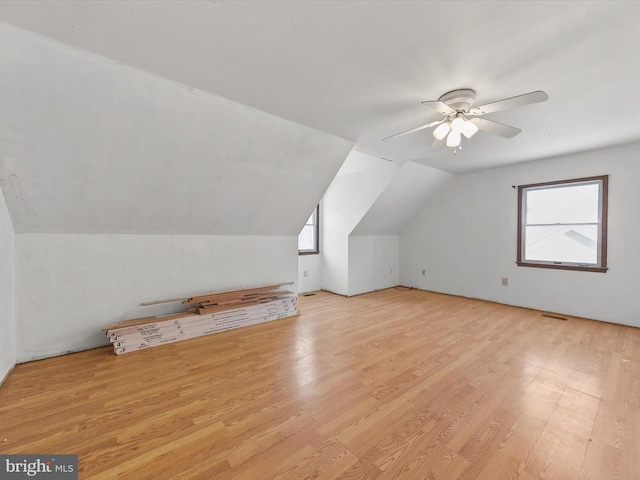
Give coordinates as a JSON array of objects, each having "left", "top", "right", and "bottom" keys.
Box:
[{"left": 1, "top": 1, "right": 640, "bottom": 173}]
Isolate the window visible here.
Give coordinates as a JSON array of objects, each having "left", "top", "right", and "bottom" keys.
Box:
[
  {"left": 517, "top": 175, "right": 608, "bottom": 272},
  {"left": 298, "top": 205, "right": 319, "bottom": 255}
]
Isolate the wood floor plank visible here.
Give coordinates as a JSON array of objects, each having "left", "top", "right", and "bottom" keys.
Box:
[
  {"left": 580, "top": 438, "right": 623, "bottom": 480},
  {"left": 524, "top": 421, "right": 590, "bottom": 480},
  {"left": 621, "top": 405, "right": 640, "bottom": 480},
  {"left": 1, "top": 288, "right": 639, "bottom": 479},
  {"left": 491, "top": 409, "right": 547, "bottom": 465}
]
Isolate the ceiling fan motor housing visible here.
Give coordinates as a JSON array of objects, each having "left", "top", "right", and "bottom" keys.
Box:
[{"left": 439, "top": 89, "right": 476, "bottom": 112}]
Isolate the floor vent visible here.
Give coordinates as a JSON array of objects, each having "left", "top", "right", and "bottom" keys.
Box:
[
  {"left": 302, "top": 293, "right": 316, "bottom": 297},
  {"left": 542, "top": 313, "right": 568, "bottom": 321}
]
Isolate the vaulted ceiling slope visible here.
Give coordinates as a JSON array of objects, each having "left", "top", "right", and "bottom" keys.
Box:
[
  {"left": 0, "top": 22, "right": 352, "bottom": 235},
  {"left": 1, "top": 1, "right": 640, "bottom": 173},
  {"left": 351, "top": 162, "right": 453, "bottom": 236}
]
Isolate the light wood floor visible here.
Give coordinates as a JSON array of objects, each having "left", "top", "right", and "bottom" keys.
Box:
[{"left": 1, "top": 288, "right": 639, "bottom": 479}]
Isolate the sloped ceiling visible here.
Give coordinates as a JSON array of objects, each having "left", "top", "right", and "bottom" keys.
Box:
[
  {"left": 1, "top": 1, "right": 639, "bottom": 173},
  {"left": 0, "top": 22, "right": 352, "bottom": 234},
  {"left": 322, "top": 152, "right": 399, "bottom": 239},
  {"left": 351, "top": 161, "right": 453, "bottom": 236}
]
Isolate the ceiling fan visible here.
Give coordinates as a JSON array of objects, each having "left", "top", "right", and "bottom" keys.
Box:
[{"left": 383, "top": 89, "right": 548, "bottom": 153}]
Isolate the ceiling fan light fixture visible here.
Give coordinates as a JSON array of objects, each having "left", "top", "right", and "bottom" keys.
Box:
[
  {"left": 433, "top": 122, "right": 451, "bottom": 141},
  {"left": 446, "top": 130, "right": 461, "bottom": 147},
  {"left": 450, "top": 115, "right": 466, "bottom": 133},
  {"left": 460, "top": 120, "right": 479, "bottom": 139}
]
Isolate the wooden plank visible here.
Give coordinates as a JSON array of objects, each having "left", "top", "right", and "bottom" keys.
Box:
[
  {"left": 182, "top": 283, "right": 293, "bottom": 304},
  {"left": 139, "top": 282, "right": 293, "bottom": 306},
  {"left": 196, "top": 293, "right": 294, "bottom": 314},
  {"left": 112, "top": 309, "right": 299, "bottom": 350},
  {"left": 109, "top": 304, "right": 299, "bottom": 344},
  {"left": 105, "top": 287, "right": 296, "bottom": 331},
  {"left": 197, "top": 291, "right": 293, "bottom": 308},
  {"left": 106, "top": 299, "right": 297, "bottom": 338},
  {"left": 139, "top": 296, "right": 190, "bottom": 306},
  {"left": 115, "top": 311, "right": 300, "bottom": 354},
  {"left": 197, "top": 291, "right": 272, "bottom": 305},
  {"left": 102, "top": 313, "right": 198, "bottom": 331},
  {"left": 197, "top": 301, "right": 263, "bottom": 315}
]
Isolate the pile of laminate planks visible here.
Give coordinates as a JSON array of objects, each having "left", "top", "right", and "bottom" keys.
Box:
[{"left": 103, "top": 283, "right": 298, "bottom": 355}]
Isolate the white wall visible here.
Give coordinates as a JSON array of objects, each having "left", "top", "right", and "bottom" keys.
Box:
[
  {"left": 352, "top": 161, "right": 453, "bottom": 235},
  {"left": 298, "top": 254, "right": 322, "bottom": 294},
  {"left": 321, "top": 152, "right": 398, "bottom": 295},
  {"left": 346, "top": 161, "right": 450, "bottom": 296},
  {"left": 0, "top": 186, "right": 15, "bottom": 384},
  {"left": 401, "top": 142, "right": 640, "bottom": 327},
  {"left": 348, "top": 236, "right": 399, "bottom": 296},
  {"left": 344, "top": 161, "right": 450, "bottom": 296},
  {"left": 15, "top": 234, "right": 298, "bottom": 362}
]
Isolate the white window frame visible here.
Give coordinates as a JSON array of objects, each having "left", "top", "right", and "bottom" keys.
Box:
[{"left": 517, "top": 175, "right": 608, "bottom": 273}]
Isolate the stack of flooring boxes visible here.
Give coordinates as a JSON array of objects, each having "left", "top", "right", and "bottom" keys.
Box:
[{"left": 103, "top": 283, "right": 298, "bottom": 355}]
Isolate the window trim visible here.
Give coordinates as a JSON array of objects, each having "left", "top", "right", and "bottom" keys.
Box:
[
  {"left": 298, "top": 205, "right": 320, "bottom": 255},
  {"left": 517, "top": 175, "right": 608, "bottom": 273}
]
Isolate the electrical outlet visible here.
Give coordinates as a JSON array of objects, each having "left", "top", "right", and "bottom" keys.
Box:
[
  {"left": 501, "top": 277, "right": 508, "bottom": 286},
  {"left": 421, "top": 269, "right": 426, "bottom": 275},
  {"left": 304, "top": 271, "right": 308, "bottom": 278}
]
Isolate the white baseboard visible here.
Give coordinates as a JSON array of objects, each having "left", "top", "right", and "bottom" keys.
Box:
[{"left": 0, "top": 362, "right": 15, "bottom": 388}]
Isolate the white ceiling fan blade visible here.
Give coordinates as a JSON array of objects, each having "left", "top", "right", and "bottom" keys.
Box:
[
  {"left": 382, "top": 119, "right": 445, "bottom": 142},
  {"left": 468, "top": 91, "right": 548, "bottom": 116},
  {"left": 421, "top": 101, "right": 457, "bottom": 116},
  {"left": 430, "top": 137, "right": 445, "bottom": 152},
  {"left": 470, "top": 117, "right": 521, "bottom": 138}
]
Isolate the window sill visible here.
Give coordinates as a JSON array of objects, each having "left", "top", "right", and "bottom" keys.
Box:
[{"left": 516, "top": 262, "right": 607, "bottom": 273}]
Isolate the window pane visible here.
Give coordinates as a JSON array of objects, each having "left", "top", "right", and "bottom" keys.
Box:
[
  {"left": 307, "top": 209, "right": 316, "bottom": 226},
  {"left": 298, "top": 225, "right": 316, "bottom": 251},
  {"left": 525, "top": 225, "right": 598, "bottom": 264},
  {"left": 526, "top": 183, "right": 599, "bottom": 225}
]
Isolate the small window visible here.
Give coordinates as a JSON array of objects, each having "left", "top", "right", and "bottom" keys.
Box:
[
  {"left": 298, "top": 205, "right": 319, "bottom": 255},
  {"left": 517, "top": 175, "right": 608, "bottom": 272}
]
